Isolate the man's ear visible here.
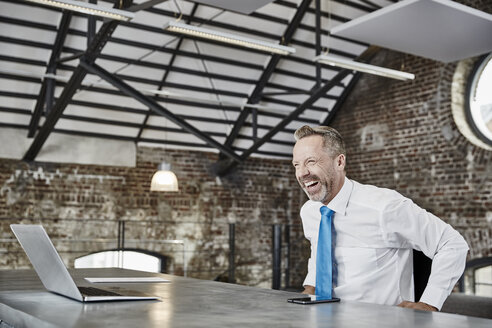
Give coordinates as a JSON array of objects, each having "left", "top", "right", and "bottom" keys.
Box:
[{"left": 336, "top": 154, "right": 346, "bottom": 170}]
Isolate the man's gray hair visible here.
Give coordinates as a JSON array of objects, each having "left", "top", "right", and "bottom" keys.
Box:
[{"left": 294, "top": 125, "right": 346, "bottom": 156}]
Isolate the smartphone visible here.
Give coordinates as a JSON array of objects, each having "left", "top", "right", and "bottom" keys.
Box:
[{"left": 287, "top": 296, "right": 340, "bottom": 305}]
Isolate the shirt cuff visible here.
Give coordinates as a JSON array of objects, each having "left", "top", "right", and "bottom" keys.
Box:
[
  {"left": 303, "top": 272, "right": 315, "bottom": 288},
  {"left": 418, "top": 285, "right": 449, "bottom": 311}
]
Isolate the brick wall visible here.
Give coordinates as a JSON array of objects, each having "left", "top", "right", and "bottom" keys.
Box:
[{"left": 0, "top": 149, "right": 308, "bottom": 289}]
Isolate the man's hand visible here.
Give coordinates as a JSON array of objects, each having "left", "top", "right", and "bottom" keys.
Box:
[
  {"left": 302, "top": 285, "right": 315, "bottom": 295},
  {"left": 398, "top": 301, "right": 438, "bottom": 312}
]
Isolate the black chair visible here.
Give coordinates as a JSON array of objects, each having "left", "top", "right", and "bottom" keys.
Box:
[{"left": 413, "top": 250, "right": 432, "bottom": 301}]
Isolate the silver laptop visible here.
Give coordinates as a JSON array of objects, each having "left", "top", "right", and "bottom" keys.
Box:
[{"left": 10, "top": 224, "right": 159, "bottom": 302}]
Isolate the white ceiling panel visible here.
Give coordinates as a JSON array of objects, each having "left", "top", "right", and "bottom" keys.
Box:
[{"left": 331, "top": 0, "right": 492, "bottom": 63}]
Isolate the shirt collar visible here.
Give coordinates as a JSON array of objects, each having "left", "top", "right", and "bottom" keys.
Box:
[{"left": 325, "top": 176, "right": 352, "bottom": 216}]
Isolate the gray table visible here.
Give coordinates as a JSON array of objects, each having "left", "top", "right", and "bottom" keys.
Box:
[{"left": 0, "top": 268, "right": 490, "bottom": 328}]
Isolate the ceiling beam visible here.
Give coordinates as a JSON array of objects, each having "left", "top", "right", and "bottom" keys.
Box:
[
  {"left": 315, "top": 0, "right": 321, "bottom": 88},
  {"left": 0, "top": 49, "right": 339, "bottom": 113},
  {"left": 136, "top": 3, "right": 199, "bottom": 142},
  {"left": 0, "top": 89, "right": 306, "bottom": 134},
  {"left": 27, "top": 11, "right": 72, "bottom": 138},
  {"left": 331, "top": 0, "right": 379, "bottom": 12},
  {"left": 219, "top": 0, "right": 312, "bottom": 158},
  {"left": 242, "top": 46, "right": 379, "bottom": 160},
  {"left": 78, "top": 60, "right": 241, "bottom": 162},
  {"left": 214, "top": 46, "right": 379, "bottom": 176},
  {"left": 127, "top": 0, "right": 169, "bottom": 12},
  {"left": 23, "top": 0, "right": 133, "bottom": 161},
  {"left": 138, "top": 6, "right": 365, "bottom": 57},
  {"left": 322, "top": 72, "right": 361, "bottom": 126},
  {"left": 87, "top": 0, "right": 96, "bottom": 46},
  {"left": 0, "top": 33, "right": 344, "bottom": 98},
  {"left": 0, "top": 67, "right": 321, "bottom": 127},
  {"left": 2, "top": 106, "right": 295, "bottom": 147},
  {"left": 2, "top": 1, "right": 367, "bottom": 57},
  {"left": 0, "top": 14, "right": 354, "bottom": 76}
]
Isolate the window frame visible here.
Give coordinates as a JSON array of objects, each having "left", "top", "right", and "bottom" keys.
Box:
[{"left": 465, "top": 52, "right": 492, "bottom": 147}]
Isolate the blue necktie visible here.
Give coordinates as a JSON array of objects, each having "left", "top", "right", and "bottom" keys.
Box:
[{"left": 316, "top": 206, "right": 335, "bottom": 299}]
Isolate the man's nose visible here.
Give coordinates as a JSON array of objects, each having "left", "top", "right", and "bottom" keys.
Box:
[{"left": 297, "top": 165, "right": 310, "bottom": 177}]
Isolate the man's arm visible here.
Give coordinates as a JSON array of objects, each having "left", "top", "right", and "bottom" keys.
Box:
[{"left": 383, "top": 198, "right": 469, "bottom": 310}]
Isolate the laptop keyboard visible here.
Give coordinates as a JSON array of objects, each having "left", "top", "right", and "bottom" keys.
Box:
[{"left": 78, "top": 286, "right": 122, "bottom": 297}]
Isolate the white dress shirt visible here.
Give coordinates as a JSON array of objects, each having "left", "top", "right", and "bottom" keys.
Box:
[{"left": 301, "top": 177, "right": 468, "bottom": 310}]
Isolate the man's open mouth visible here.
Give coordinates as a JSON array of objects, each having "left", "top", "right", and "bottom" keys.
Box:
[{"left": 304, "top": 181, "right": 319, "bottom": 190}]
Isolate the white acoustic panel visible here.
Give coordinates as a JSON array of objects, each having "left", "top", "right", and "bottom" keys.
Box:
[{"left": 331, "top": 0, "right": 492, "bottom": 63}]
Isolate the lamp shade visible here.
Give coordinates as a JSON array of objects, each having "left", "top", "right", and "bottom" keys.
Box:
[{"left": 150, "top": 162, "right": 179, "bottom": 192}]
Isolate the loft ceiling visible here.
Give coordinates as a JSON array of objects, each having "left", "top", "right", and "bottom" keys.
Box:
[{"left": 0, "top": 0, "right": 394, "bottom": 174}]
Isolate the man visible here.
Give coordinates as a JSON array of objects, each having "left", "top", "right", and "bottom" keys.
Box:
[{"left": 292, "top": 125, "right": 468, "bottom": 311}]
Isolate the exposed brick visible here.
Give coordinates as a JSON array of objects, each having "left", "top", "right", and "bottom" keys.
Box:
[{"left": 0, "top": 149, "right": 308, "bottom": 288}]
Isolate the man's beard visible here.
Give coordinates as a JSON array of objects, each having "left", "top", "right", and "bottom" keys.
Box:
[{"left": 299, "top": 176, "right": 332, "bottom": 203}]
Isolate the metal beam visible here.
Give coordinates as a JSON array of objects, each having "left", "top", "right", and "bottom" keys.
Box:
[
  {"left": 241, "top": 46, "right": 379, "bottom": 161},
  {"left": 315, "top": 0, "right": 321, "bottom": 88},
  {"left": 243, "top": 73, "right": 351, "bottom": 159},
  {"left": 97, "top": 52, "right": 257, "bottom": 84},
  {"left": 27, "top": 82, "right": 47, "bottom": 138},
  {"left": 322, "top": 72, "right": 362, "bottom": 126},
  {"left": 23, "top": 0, "right": 131, "bottom": 161},
  {"left": 1, "top": 3, "right": 367, "bottom": 59},
  {"left": 23, "top": 66, "right": 87, "bottom": 161},
  {"left": 215, "top": 47, "right": 379, "bottom": 176},
  {"left": 87, "top": 0, "right": 96, "bottom": 47},
  {"left": 0, "top": 51, "right": 338, "bottom": 114},
  {"left": 0, "top": 33, "right": 343, "bottom": 100},
  {"left": 0, "top": 70, "right": 321, "bottom": 127},
  {"left": 220, "top": 0, "right": 312, "bottom": 155},
  {"left": 274, "top": 0, "right": 348, "bottom": 23},
  {"left": 136, "top": 3, "right": 199, "bottom": 142},
  {"left": 127, "top": 0, "right": 169, "bottom": 12},
  {"left": 331, "top": 0, "right": 379, "bottom": 12},
  {"left": 78, "top": 60, "right": 241, "bottom": 162},
  {"left": 145, "top": 6, "right": 364, "bottom": 57},
  {"left": 27, "top": 12, "right": 72, "bottom": 137},
  {"left": 0, "top": 15, "right": 353, "bottom": 75}
]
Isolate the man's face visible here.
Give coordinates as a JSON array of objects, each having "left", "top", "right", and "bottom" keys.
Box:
[{"left": 292, "top": 135, "right": 345, "bottom": 205}]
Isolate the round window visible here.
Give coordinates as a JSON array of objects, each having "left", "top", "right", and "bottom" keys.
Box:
[{"left": 466, "top": 53, "right": 492, "bottom": 146}]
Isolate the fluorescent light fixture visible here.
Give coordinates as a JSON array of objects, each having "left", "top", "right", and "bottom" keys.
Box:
[
  {"left": 150, "top": 162, "right": 179, "bottom": 192},
  {"left": 314, "top": 54, "right": 415, "bottom": 81},
  {"left": 163, "top": 21, "right": 295, "bottom": 55},
  {"left": 24, "top": 0, "right": 135, "bottom": 21}
]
